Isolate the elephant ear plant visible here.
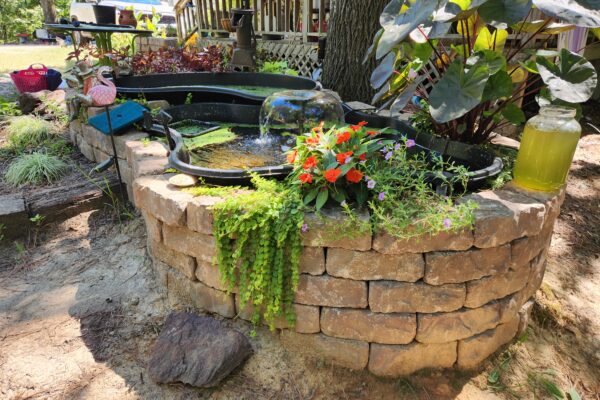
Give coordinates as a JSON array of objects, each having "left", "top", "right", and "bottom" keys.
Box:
[{"left": 366, "top": 0, "right": 600, "bottom": 143}]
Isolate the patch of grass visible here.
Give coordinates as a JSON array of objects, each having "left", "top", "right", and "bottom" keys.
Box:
[
  {"left": 0, "top": 96, "right": 21, "bottom": 117},
  {"left": 6, "top": 116, "right": 53, "bottom": 152},
  {"left": 4, "top": 152, "right": 68, "bottom": 186},
  {"left": 0, "top": 45, "right": 72, "bottom": 75}
]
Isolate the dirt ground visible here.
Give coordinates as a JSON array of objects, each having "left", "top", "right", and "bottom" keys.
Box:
[{"left": 1, "top": 136, "right": 599, "bottom": 400}]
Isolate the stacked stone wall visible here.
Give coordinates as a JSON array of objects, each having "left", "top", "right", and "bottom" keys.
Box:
[{"left": 69, "top": 119, "right": 565, "bottom": 376}]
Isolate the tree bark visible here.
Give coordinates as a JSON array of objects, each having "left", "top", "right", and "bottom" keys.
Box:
[
  {"left": 322, "top": 0, "right": 388, "bottom": 104},
  {"left": 39, "top": 0, "right": 57, "bottom": 23}
]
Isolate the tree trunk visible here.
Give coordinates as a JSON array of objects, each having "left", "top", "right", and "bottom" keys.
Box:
[
  {"left": 322, "top": 0, "right": 388, "bottom": 103},
  {"left": 39, "top": 0, "right": 57, "bottom": 23}
]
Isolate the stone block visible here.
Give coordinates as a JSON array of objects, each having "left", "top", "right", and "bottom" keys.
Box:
[
  {"left": 148, "top": 239, "right": 196, "bottom": 280},
  {"left": 511, "top": 235, "right": 546, "bottom": 268},
  {"left": 93, "top": 146, "right": 111, "bottom": 163},
  {"left": 301, "top": 208, "right": 371, "bottom": 251},
  {"left": 195, "top": 259, "right": 228, "bottom": 291},
  {"left": 163, "top": 223, "right": 216, "bottom": 263},
  {"left": 69, "top": 120, "right": 81, "bottom": 143},
  {"left": 517, "top": 300, "right": 534, "bottom": 336},
  {"left": 369, "top": 342, "right": 457, "bottom": 376},
  {"left": 166, "top": 267, "right": 235, "bottom": 318},
  {"left": 146, "top": 100, "right": 170, "bottom": 110},
  {"left": 464, "top": 190, "right": 546, "bottom": 248},
  {"left": 457, "top": 316, "right": 519, "bottom": 369},
  {"left": 295, "top": 274, "right": 367, "bottom": 308},
  {"left": 187, "top": 196, "right": 223, "bottom": 235},
  {"left": 79, "top": 139, "right": 96, "bottom": 162},
  {"left": 424, "top": 245, "right": 510, "bottom": 285},
  {"left": 133, "top": 157, "right": 169, "bottom": 179},
  {"left": 523, "top": 251, "right": 547, "bottom": 300},
  {"left": 130, "top": 141, "right": 169, "bottom": 162},
  {"left": 300, "top": 246, "right": 325, "bottom": 275},
  {"left": 369, "top": 281, "right": 465, "bottom": 313},
  {"left": 464, "top": 263, "right": 530, "bottom": 308},
  {"left": 117, "top": 159, "right": 133, "bottom": 188},
  {"left": 113, "top": 131, "right": 149, "bottom": 157},
  {"left": 416, "top": 302, "right": 502, "bottom": 343},
  {"left": 280, "top": 331, "right": 369, "bottom": 370},
  {"left": 326, "top": 248, "right": 423, "bottom": 282},
  {"left": 134, "top": 175, "right": 194, "bottom": 226},
  {"left": 373, "top": 228, "right": 474, "bottom": 254},
  {"left": 236, "top": 298, "right": 320, "bottom": 333},
  {"left": 321, "top": 308, "right": 416, "bottom": 344},
  {"left": 0, "top": 194, "right": 28, "bottom": 239},
  {"left": 142, "top": 210, "right": 162, "bottom": 243}
]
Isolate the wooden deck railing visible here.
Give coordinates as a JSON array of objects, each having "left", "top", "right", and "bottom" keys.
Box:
[{"left": 175, "top": 0, "right": 329, "bottom": 44}]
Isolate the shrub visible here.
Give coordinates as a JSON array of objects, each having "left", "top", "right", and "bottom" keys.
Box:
[
  {"left": 6, "top": 116, "right": 53, "bottom": 152},
  {"left": 4, "top": 152, "right": 68, "bottom": 186}
]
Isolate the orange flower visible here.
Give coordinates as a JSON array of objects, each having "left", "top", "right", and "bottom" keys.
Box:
[
  {"left": 366, "top": 130, "right": 378, "bottom": 136},
  {"left": 350, "top": 121, "right": 368, "bottom": 131},
  {"left": 299, "top": 173, "right": 313, "bottom": 184},
  {"left": 323, "top": 168, "right": 342, "bottom": 183},
  {"left": 286, "top": 150, "right": 297, "bottom": 164},
  {"left": 335, "top": 151, "right": 353, "bottom": 164},
  {"left": 336, "top": 131, "right": 351, "bottom": 144},
  {"left": 306, "top": 134, "right": 321, "bottom": 146},
  {"left": 358, "top": 153, "right": 366, "bottom": 161},
  {"left": 345, "top": 168, "right": 363, "bottom": 183},
  {"left": 303, "top": 155, "right": 318, "bottom": 170},
  {"left": 311, "top": 121, "right": 325, "bottom": 133}
]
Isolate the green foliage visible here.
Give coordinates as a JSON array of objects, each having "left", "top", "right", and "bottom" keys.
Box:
[
  {"left": 184, "top": 93, "right": 193, "bottom": 105},
  {"left": 0, "top": 0, "right": 43, "bottom": 43},
  {"left": 259, "top": 61, "right": 299, "bottom": 76},
  {"left": 6, "top": 116, "right": 53, "bottom": 152},
  {"left": 0, "top": 223, "right": 5, "bottom": 241},
  {"left": 183, "top": 128, "right": 237, "bottom": 151},
  {"left": 4, "top": 152, "right": 68, "bottom": 186},
  {"left": 365, "top": 139, "right": 477, "bottom": 240},
  {"left": 0, "top": 96, "right": 21, "bottom": 117},
  {"left": 527, "top": 370, "right": 565, "bottom": 400},
  {"left": 368, "top": 0, "right": 600, "bottom": 143},
  {"left": 210, "top": 174, "right": 304, "bottom": 329},
  {"left": 183, "top": 185, "right": 240, "bottom": 197}
]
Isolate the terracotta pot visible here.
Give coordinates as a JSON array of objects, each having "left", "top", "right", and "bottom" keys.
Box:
[{"left": 119, "top": 9, "right": 137, "bottom": 27}]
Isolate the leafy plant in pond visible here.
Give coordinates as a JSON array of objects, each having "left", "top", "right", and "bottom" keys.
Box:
[
  {"left": 210, "top": 174, "right": 304, "bottom": 329},
  {"left": 6, "top": 116, "right": 53, "bottom": 152},
  {"left": 183, "top": 128, "right": 237, "bottom": 151},
  {"left": 259, "top": 61, "right": 299, "bottom": 76},
  {"left": 367, "top": 0, "right": 600, "bottom": 143},
  {"left": 4, "top": 152, "right": 67, "bottom": 186}
]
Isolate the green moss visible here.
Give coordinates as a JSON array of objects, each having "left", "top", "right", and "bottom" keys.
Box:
[{"left": 183, "top": 127, "right": 238, "bottom": 151}]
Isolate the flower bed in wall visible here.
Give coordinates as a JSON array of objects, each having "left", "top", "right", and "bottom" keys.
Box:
[{"left": 68, "top": 119, "right": 565, "bottom": 376}]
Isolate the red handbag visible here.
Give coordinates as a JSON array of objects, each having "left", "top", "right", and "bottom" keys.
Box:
[{"left": 10, "top": 64, "right": 49, "bottom": 94}]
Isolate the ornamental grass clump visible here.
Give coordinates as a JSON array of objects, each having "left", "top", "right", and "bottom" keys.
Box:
[
  {"left": 4, "top": 152, "right": 68, "bottom": 186},
  {"left": 6, "top": 116, "right": 53, "bottom": 152}
]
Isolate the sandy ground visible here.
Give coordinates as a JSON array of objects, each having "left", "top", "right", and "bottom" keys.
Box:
[{"left": 0, "top": 136, "right": 599, "bottom": 400}]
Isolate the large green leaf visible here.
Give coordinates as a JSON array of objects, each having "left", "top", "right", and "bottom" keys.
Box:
[
  {"left": 501, "top": 103, "right": 526, "bottom": 124},
  {"left": 371, "top": 51, "right": 397, "bottom": 89},
  {"left": 482, "top": 70, "right": 513, "bottom": 101},
  {"left": 429, "top": 59, "right": 491, "bottom": 123},
  {"left": 376, "top": 0, "right": 444, "bottom": 59},
  {"left": 478, "top": 0, "right": 532, "bottom": 29},
  {"left": 363, "top": 28, "right": 383, "bottom": 64},
  {"left": 467, "top": 50, "right": 506, "bottom": 74},
  {"left": 532, "top": 0, "right": 600, "bottom": 27},
  {"left": 536, "top": 48, "right": 598, "bottom": 103},
  {"left": 390, "top": 78, "right": 423, "bottom": 113},
  {"left": 433, "top": 0, "right": 490, "bottom": 22}
]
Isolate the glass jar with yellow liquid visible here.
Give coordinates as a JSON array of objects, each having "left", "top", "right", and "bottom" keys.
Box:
[{"left": 513, "top": 106, "right": 581, "bottom": 192}]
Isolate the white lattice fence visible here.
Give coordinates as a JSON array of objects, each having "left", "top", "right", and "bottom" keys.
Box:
[{"left": 198, "top": 38, "right": 319, "bottom": 77}]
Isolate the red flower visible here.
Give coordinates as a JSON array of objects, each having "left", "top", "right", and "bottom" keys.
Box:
[
  {"left": 345, "top": 168, "right": 363, "bottom": 183},
  {"left": 350, "top": 121, "right": 368, "bottom": 131},
  {"left": 358, "top": 121, "right": 368, "bottom": 127},
  {"left": 299, "top": 173, "right": 313, "bottom": 184},
  {"left": 287, "top": 150, "right": 297, "bottom": 164},
  {"left": 303, "top": 155, "right": 318, "bottom": 170},
  {"left": 324, "top": 168, "right": 342, "bottom": 183},
  {"left": 335, "top": 151, "right": 353, "bottom": 164},
  {"left": 358, "top": 153, "right": 366, "bottom": 161},
  {"left": 336, "top": 131, "right": 351, "bottom": 144},
  {"left": 366, "top": 130, "right": 378, "bottom": 136}
]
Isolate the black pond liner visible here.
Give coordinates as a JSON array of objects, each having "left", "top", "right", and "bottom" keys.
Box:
[
  {"left": 114, "top": 72, "right": 322, "bottom": 105},
  {"left": 145, "top": 103, "right": 503, "bottom": 189}
]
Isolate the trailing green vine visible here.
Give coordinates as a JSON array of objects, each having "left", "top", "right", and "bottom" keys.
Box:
[{"left": 210, "top": 174, "right": 304, "bottom": 329}]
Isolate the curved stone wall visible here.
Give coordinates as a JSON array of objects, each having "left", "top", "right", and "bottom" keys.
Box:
[{"left": 68, "top": 121, "right": 565, "bottom": 376}]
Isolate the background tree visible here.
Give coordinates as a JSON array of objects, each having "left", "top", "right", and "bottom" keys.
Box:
[
  {"left": 0, "top": 0, "right": 43, "bottom": 42},
  {"left": 322, "top": 0, "right": 388, "bottom": 103},
  {"left": 39, "top": 0, "right": 57, "bottom": 23}
]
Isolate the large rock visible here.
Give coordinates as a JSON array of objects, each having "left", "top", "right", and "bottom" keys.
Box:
[
  {"left": 18, "top": 89, "right": 66, "bottom": 114},
  {"left": 148, "top": 312, "right": 252, "bottom": 387}
]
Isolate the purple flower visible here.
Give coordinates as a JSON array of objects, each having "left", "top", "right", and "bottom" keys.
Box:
[
  {"left": 394, "top": 143, "right": 402, "bottom": 151},
  {"left": 385, "top": 152, "right": 393, "bottom": 160},
  {"left": 364, "top": 175, "right": 370, "bottom": 182},
  {"left": 378, "top": 192, "right": 386, "bottom": 201},
  {"left": 367, "top": 179, "right": 376, "bottom": 189},
  {"left": 301, "top": 223, "right": 308, "bottom": 232},
  {"left": 345, "top": 157, "right": 352, "bottom": 164},
  {"left": 443, "top": 218, "right": 452, "bottom": 229},
  {"left": 406, "top": 139, "right": 416, "bottom": 148}
]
